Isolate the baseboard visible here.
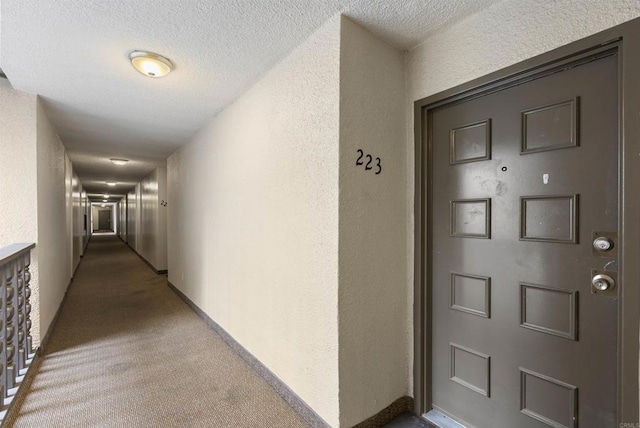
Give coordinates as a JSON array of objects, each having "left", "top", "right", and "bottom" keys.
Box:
[
  {"left": 71, "top": 257, "right": 81, "bottom": 279},
  {"left": 38, "top": 277, "right": 74, "bottom": 356},
  {"left": 166, "top": 280, "right": 330, "bottom": 428},
  {"left": 126, "top": 243, "right": 167, "bottom": 276},
  {"left": 81, "top": 235, "right": 89, "bottom": 256},
  {"left": 352, "top": 396, "right": 415, "bottom": 427}
]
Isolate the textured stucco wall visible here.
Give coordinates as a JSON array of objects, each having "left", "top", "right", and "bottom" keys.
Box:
[
  {"left": 405, "top": 0, "right": 640, "bottom": 394},
  {"left": 80, "top": 188, "right": 88, "bottom": 254},
  {"left": 84, "top": 191, "right": 89, "bottom": 248},
  {"left": 64, "top": 154, "right": 73, "bottom": 280},
  {"left": 135, "top": 184, "right": 141, "bottom": 251},
  {"left": 111, "top": 203, "right": 117, "bottom": 234},
  {"left": 127, "top": 187, "right": 137, "bottom": 250},
  {"left": 167, "top": 16, "right": 341, "bottom": 426},
  {"left": 0, "top": 90, "right": 71, "bottom": 347},
  {"left": 0, "top": 89, "right": 38, "bottom": 246},
  {"left": 71, "top": 171, "right": 81, "bottom": 270},
  {"left": 118, "top": 199, "right": 127, "bottom": 242},
  {"left": 156, "top": 165, "right": 167, "bottom": 270},
  {"left": 91, "top": 205, "right": 99, "bottom": 231},
  {"left": 338, "top": 17, "right": 408, "bottom": 427},
  {"left": 0, "top": 88, "right": 40, "bottom": 343},
  {"left": 36, "top": 99, "right": 69, "bottom": 345},
  {"left": 138, "top": 166, "right": 167, "bottom": 271},
  {"left": 139, "top": 169, "right": 156, "bottom": 263},
  {"left": 407, "top": 0, "right": 640, "bottom": 101}
]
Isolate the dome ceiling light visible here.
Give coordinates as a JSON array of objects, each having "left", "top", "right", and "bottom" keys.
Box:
[
  {"left": 110, "top": 158, "right": 129, "bottom": 166},
  {"left": 129, "top": 51, "right": 173, "bottom": 78}
]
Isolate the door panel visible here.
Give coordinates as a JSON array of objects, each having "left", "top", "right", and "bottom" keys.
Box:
[
  {"left": 429, "top": 53, "right": 618, "bottom": 427},
  {"left": 98, "top": 210, "right": 111, "bottom": 231}
]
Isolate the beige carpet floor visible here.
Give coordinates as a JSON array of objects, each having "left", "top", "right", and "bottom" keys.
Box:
[{"left": 6, "top": 236, "right": 308, "bottom": 428}]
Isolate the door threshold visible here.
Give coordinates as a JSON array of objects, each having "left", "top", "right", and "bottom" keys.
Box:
[{"left": 423, "top": 410, "right": 468, "bottom": 428}]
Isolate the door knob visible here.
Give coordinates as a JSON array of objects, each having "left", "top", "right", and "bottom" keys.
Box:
[{"left": 592, "top": 273, "right": 615, "bottom": 291}]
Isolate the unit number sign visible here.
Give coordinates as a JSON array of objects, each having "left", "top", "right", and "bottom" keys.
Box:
[{"left": 355, "top": 149, "right": 382, "bottom": 175}]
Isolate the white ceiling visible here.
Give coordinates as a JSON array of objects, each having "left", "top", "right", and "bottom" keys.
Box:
[{"left": 1, "top": 0, "right": 497, "bottom": 194}]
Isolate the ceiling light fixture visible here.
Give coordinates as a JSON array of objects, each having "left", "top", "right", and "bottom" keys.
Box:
[
  {"left": 101, "top": 204, "right": 106, "bottom": 207},
  {"left": 129, "top": 51, "right": 173, "bottom": 78},
  {"left": 103, "top": 194, "right": 109, "bottom": 198},
  {"left": 110, "top": 158, "right": 129, "bottom": 166},
  {"left": 103, "top": 199, "right": 108, "bottom": 202},
  {"left": 106, "top": 181, "right": 117, "bottom": 186}
]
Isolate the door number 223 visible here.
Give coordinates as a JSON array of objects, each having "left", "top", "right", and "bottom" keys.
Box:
[{"left": 355, "top": 149, "right": 382, "bottom": 175}]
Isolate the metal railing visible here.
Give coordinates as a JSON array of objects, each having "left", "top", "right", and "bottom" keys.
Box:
[{"left": 0, "top": 243, "right": 35, "bottom": 416}]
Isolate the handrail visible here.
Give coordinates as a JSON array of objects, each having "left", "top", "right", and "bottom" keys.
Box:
[
  {"left": 0, "top": 243, "right": 35, "bottom": 418},
  {"left": 0, "top": 244, "right": 35, "bottom": 267}
]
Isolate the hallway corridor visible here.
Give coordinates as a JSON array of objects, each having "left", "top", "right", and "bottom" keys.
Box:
[{"left": 6, "top": 236, "right": 308, "bottom": 427}]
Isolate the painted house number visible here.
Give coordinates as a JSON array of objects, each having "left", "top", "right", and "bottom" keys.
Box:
[{"left": 355, "top": 149, "right": 382, "bottom": 175}]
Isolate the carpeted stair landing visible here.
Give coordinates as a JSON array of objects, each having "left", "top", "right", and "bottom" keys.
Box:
[{"left": 5, "top": 236, "right": 308, "bottom": 427}]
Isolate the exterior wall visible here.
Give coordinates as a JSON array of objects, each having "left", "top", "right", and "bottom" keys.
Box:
[
  {"left": 337, "top": 17, "right": 408, "bottom": 426},
  {"left": 405, "top": 0, "right": 640, "bottom": 396},
  {"left": 35, "top": 98, "right": 69, "bottom": 345},
  {"left": 167, "top": 16, "right": 341, "bottom": 426}
]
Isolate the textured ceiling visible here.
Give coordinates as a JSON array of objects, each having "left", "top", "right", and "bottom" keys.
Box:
[{"left": 1, "top": 0, "right": 497, "bottom": 193}]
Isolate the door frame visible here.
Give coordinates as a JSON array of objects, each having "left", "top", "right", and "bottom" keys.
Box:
[{"left": 414, "top": 17, "right": 640, "bottom": 424}]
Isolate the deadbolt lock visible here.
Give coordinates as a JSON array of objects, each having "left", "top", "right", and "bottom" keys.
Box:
[
  {"left": 591, "top": 269, "right": 617, "bottom": 297},
  {"left": 592, "top": 232, "right": 617, "bottom": 258},
  {"left": 593, "top": 237, "right": 614, "bottom": 252}
]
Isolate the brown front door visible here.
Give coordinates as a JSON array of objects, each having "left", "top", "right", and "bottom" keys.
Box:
[
  {"left": 427, "top": 52, "right": 619, "bottom": 428},
  {"left": 98, "top": 209, "right": 111, "bottom": 231}
]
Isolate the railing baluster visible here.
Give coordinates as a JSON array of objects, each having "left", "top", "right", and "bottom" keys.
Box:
[
  {"left": 23, "top": 252, "right": 33, "bottom": 361},
  {"left": 0, "top": 243, "right": 36, "bottom": 417},
  {"left": 16, "top": 255, "right": 26, "bottom": 374},
  {"left": 0, "top": 265, "right": 7, "bottom": 406},
  {"left": 5, "top": 261, "right": 17, "bottom": 391}
]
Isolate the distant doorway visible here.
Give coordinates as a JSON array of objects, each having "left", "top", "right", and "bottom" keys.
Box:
[{"left": 98, "top": 209, "right": 112, "bottom": 231}]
